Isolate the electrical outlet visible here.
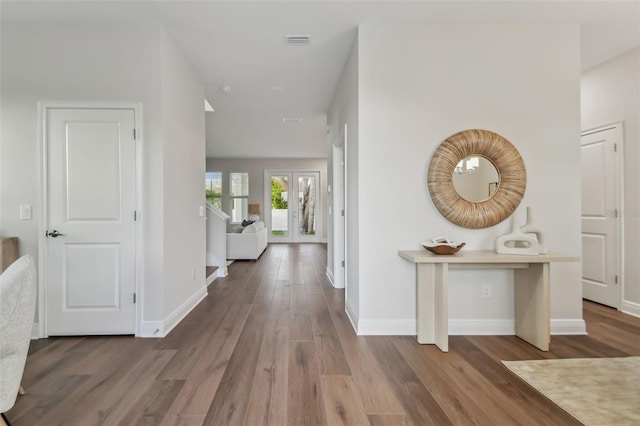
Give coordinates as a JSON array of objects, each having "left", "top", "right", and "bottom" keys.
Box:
[{"left": 482, "top": 284, "right": 492, "bottom": 298}]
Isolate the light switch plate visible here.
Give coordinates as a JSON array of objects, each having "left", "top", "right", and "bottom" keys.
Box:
[{"left": 19, "top": 204, "right": 32, "bottom": 220}]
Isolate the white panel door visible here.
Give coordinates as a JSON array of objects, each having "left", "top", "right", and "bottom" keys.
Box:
[
  {"left": 581, "top": 126, "right": 620, "bottom": 308},
  {"left": 46, "top": 108, "right": 137, "bottom": 335}
]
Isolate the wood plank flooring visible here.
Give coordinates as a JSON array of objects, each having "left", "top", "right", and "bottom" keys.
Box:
[{"left": 7, "top": 243, "right": 640, "bottom": 425}]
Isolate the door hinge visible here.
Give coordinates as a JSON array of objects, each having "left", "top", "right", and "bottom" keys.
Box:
[
  {"left": 341, "top": 209, "right": 345, "bottom": 217},
  {"left": 341, "top": 260, "right": 345, "bottom": 267},
  {"left": 133, "top": 293, "right": 137, "bottom": 303},
  {"left": 134, "top": 211, "right": 137, "bottom": 221},
  {"left": 133, "top": 129, "right": 137, "bottom": 140},
  {"left": 614, "top": 209, "right": 618, "bottom": 218},
  {"left": 615, "top": 275, "right": 618, "bottom": 284},
  {"left": 614, "top": 143, "right": 617, "bottom": 152}
]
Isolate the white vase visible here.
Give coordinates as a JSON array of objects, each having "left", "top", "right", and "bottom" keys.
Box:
[
  {"left": 520, "top": 206, "right": 546, "bottom": 254},
  {"left": 494, "top": 210, "right": 540, "bottom": 255}
]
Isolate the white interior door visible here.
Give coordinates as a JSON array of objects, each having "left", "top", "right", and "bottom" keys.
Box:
[
  {"left": 332, "top": 144, "right": 345, "bottom": 289},
  {"left": 45, "top": 107, "right": 137, "bottom": 335},
  {"left": 581, "top": 125, "right": 621, "bottom": 308},
  {"left": 266, "top": 171, "right": 320, "bottom": 243}
]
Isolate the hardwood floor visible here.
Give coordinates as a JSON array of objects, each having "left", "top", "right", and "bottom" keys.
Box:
[{"left": 7, "top": 244, "right": 640, "bottom": 425}]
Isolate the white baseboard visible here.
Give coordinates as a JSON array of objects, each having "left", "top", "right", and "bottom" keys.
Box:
[
  {"left": 140, "top": 286, "right": 207, "bottom": 338},
  {"left": 326, "top": 268, "right": 335, "bottom": 286},
  {"left": 621, "top": 299, "right": 640, "bottom": 317},
  {"left": 345, "top": 302, "right": 358, "bottom": 334},
  {"left": 31, "top": 323, "right": 41, "bottom": 339},
  {"left": 352, "top": 316, "right": 587, "bottom": 336},
  {"left": 217, "top": 266, "right": 228, "bottom": 278},
  {"left": 449, "top": 319, "right": 515, "bottom": 335},
  {"left": 140, "top": 321, "right": 164, "bottom": 337},
  {"left": 356, "top": 319, "right": 416, "bottom": 335},
  {"left": 550, "top": 318, "right": 587, "bottom": 335},
  {"left": 326, "top": 267, "right": 345, "bottom": 289},
  {"left": 163, "top": 286, "right": 207, "bottom": 336}
]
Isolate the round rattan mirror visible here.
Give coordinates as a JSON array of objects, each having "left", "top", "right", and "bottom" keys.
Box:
[{"left": 427, "top": 129, "right": 526, "bottom": 229}]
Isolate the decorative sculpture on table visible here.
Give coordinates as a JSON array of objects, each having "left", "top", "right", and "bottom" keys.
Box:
[
  {"left": 520, "top": 206, "right": 547, "bottom": 254},
  {"left": 494, "top": 206, "right": 545, "bottom": 255}
]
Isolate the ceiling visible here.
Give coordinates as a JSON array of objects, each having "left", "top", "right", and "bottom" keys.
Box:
[{"left": 2, "top": 1, "right": 639, "bottom": 159}]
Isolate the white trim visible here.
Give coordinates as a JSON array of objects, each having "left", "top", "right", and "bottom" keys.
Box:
[
  {"left": 621, "top": 300, "right": 640, "bottom": 317},
  {"left": 206, "top": 202, "right": 230, "bottom": 220},
  {"left": 356, "top": 319, "right": 416, "bottom": 335},
  {"left": 326, "top": 268, "right": 335, "bottom": 287},
  {"left": 550, "top": 319, "right": 587, "bottom": 335},
  {"left": 350, "top": 317, "right": 586, "bottom": 336},
  {"left": 345, "top": 302, "right": 358, "bottom": 334},
  {"left": 216, "top": 267, "right": 228, "bottom": 278},
  {"left": 342, "top": 124, "right": 349, "bottom": 310},
  {"left": 139, "top": 321, "right": 164, "bottom": 338},
  {"left": 162, "top": 286, "right": 207, "bottom": 337},
  {"left": 134, "top": 104, "right": 145, "bottom": 337},
  {"left": 37, "top": 101, "right": 144, "bottom": 338},
  {"left": 31, "top": 323, "right": 41, "bottom": 340},
  {"left": 449, "top": 319, "right": 515, "bottom": 335},
  {"left": 139, "top": 286, "right": 207, "bottom": 337}
]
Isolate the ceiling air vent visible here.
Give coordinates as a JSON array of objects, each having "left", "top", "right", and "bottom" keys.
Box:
[
  {"left": 282, "top": 117, "right": 304, "bottom": 123},
  {"left": 285, "top": 35, "right": 311, "bottom": 45}
]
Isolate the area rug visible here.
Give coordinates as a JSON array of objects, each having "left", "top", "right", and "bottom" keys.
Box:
[{"left": 502, "top": 357, "right": 640, "bottom": 425}]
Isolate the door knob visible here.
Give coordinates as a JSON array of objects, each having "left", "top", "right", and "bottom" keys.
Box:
[{"left": 46, "top": 230, "right": 64, "bottom": 238}]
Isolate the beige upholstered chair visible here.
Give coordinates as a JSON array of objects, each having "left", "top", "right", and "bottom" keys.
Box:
[{"left": 0, "top": 255, "right": 37, "bottom": 425}]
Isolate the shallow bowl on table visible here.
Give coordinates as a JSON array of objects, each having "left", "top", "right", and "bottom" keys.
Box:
[{"left": 421, "top": 242, "right": 466, "bottom": 255}]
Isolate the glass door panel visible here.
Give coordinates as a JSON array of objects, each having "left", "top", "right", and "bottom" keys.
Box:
[
  {"left": 270, "top": 175, "right": 289, "bottom": 238},
  {"left": 297, "top": 175, "right": 316, "bottom": 237}
]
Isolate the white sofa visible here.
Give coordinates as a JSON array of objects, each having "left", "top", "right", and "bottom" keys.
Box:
[{"left": 226, "top": 221, "right": 268, "bottom": 260}]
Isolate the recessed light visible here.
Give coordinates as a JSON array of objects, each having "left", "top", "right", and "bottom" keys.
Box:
[
  {"left": 285, "top": 35, "right": 311, "bottom": 45},
  {"left": 221, "top": 85, "right": 232, "bottom": 94},
  {"left": 282, "top": 117, "right": 303, "bottom": 123},
  {"left": 271, "top": 86, "right": 284, "bottom": 91}
]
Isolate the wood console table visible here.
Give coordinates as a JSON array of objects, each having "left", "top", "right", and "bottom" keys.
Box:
[{"left": 398, "top": 250, "right": 579, "bottom": 352}]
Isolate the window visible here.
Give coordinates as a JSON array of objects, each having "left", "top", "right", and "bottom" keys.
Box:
[
  {"left": 230, "top": 172, "right": 249, "bottom": 223},
  {"left": 205, "top": 172, "right": 222, "bottom": 209}
]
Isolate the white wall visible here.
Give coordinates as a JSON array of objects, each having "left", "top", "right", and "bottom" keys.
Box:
[
  {"left": 581, "top": 47, "right": 640, "bottom": 315},
  {"left": 327, "top": 36, "right": 360, "bottom": 321},
  {"left": 0, "top": 22, "right": 206, "bottom": 333},
  {"left": 335, "top": 24, "right": 583, "bottom": 335},
  {"left": 161, "top": 31, "right": 207, "bottom": 319},
  {"left": 206, "top": 158, "right": 328, "bottom": 238}
]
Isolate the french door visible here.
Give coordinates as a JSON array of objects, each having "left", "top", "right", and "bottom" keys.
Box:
[{"left": 265, "top": 171, "right": 320, "bottom": 243}]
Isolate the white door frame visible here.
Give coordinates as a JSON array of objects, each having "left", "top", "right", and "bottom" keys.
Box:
[
  {"left": 331, "top": 144, "right": 345, "bottom": 289},
  {"left": 581, "top": 121, "right": 624, "bottom": 310},
  {"left": 37, "top": 101, "right": 144, "bottom": 338},
  {"left": 342, "top": 124, "right": 349, "bottom": 306}
]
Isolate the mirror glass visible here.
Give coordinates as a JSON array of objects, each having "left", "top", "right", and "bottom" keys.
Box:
[{"left": 451, "top": 156, "right": 499, "bottom": 202}]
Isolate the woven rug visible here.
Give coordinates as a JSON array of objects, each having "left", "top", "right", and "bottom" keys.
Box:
[{"left": 502, "top": 357, "right": 640, "bottom": 426}]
